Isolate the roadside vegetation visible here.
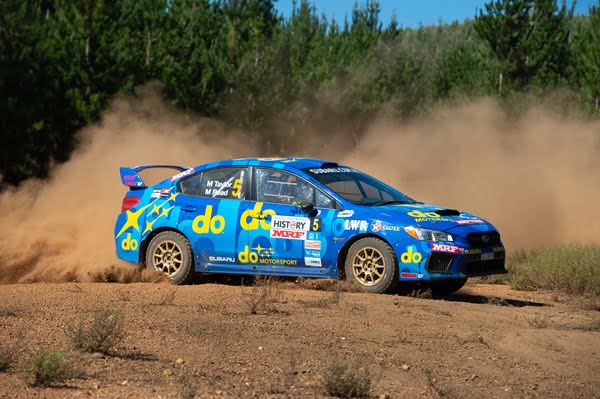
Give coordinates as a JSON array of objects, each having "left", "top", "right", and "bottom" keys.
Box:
[
  {"left": 66, "top": 307, "right": 126, "bottom": 354},
  {"left": 17, "top": 347, "right": 74, "bottom": 387},
  {"left": 321, "top": 358, "right": 372, "bottom": 398},
  {"left": 506, "top": 243, "right": 600, "bottom": 297}
]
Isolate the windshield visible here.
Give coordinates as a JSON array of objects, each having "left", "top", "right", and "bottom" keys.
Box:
[{"left": 303, "top": 167, "right": 416, "bottom": 206}]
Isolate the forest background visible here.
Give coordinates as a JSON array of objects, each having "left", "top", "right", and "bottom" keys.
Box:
[{"left": 1, "top": 0, "right": 599, "bottom": 185}]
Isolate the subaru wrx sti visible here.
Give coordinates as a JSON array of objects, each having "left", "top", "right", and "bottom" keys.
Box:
[{"left": 115, "top": 158, "right": 506, "bottom": 294}]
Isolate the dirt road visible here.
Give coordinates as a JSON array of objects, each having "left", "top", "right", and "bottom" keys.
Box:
[{"left": 0, "top": 281, "right": 598, "bottom": 398}]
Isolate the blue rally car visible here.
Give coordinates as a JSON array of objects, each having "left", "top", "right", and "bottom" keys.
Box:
[{"left": 115, "top": 158, "right": 506, "bottom": 294}]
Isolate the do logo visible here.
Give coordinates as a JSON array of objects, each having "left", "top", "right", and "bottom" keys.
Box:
[
  {"left": 400, "top": 246, "right": 422, "bottom": 264},
  {"left": 121, "top": 233, "right": 138, "bottom": 251},
  {"left": 192, "top": 205, "right": 225, "bottom": 234}
]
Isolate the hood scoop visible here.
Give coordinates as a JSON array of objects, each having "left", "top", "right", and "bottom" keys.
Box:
[{"left": 434, "top": 209, "right": 460, "bottom": 216}]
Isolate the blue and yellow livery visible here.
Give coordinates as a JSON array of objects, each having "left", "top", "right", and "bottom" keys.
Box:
[{"left": 114, "top": 158, "right": 506, "bottom": 294}]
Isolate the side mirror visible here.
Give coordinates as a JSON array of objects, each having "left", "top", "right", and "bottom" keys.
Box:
[{"left": 301, "top": 203, "right": 318, "bottom": 218}]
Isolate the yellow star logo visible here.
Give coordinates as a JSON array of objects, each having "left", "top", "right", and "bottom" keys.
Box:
[
  {"left": 168, "top": 192, "right": 179, "bottom": 202},
  {"left": 252, "top": 244, "right": 265, "bottom": 254},
  {"left": 160, "top": 205, "right": 174, "bottom": 218},
  {"left": 143, "top": 220, "right": 155, "bottom": 235},
  {"left": 148, "top": 203, "right": 162, "bottom": 216},
  {"left": 115, "top": 203, "right": 151, "bottom": 238}
]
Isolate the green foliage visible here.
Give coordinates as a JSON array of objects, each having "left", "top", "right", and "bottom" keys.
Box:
[
  {"left": 17, "top": 347, "right": 74, "bottom": 386},
  {"left": 0, "top": 0, "right": 598, "bottom": 185},
  {"left": 66, "top": 307, "right": 126, "bottom": 354},
  {"left": 508, "top": 243, "right": 600, "bottom": 296},
  {"left": 474, "top": 0, "right": 573, "bottom": 93},
  {"left": 571, "top": 5, "right": 600, "bottom": 114}
]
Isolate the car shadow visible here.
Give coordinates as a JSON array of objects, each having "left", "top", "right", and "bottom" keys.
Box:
[
  {"left": 434, "top": 292, "right": 547, "bottom": 307},
  {"left": 189, "top": 274, "right": 548, "bottom": 307},
  {"left": 189, "top": 273, "right": 260, "bottom": 286}
]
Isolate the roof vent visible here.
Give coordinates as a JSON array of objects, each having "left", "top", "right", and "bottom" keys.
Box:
[{"left": 320, "top": 162, "right": 338, "bottom": 168}]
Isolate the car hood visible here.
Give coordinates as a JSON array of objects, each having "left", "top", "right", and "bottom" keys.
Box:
[{"left": 366, "top": 203, "right": 496, "bottom": 233}]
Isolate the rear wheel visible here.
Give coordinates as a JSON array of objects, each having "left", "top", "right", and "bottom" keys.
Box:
[
  {"left": 146, "top": 231, "right": 194, "bottom": 284},
  {"left": 345, "top": 237, "right": 398, "bottom": 294}
]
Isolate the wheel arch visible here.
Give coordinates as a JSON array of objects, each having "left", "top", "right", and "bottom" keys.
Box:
[
  {"left": 336, "top": 233, "right": 396, "bottom": 279},
  {"left": 138, "top": 227, "right": 192, "bottom": 266}
]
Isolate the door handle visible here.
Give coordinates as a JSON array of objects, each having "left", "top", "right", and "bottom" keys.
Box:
[
  {"left": 181, "top": 205, "right": 196, "bottom": 212},
  {"left": 252, "top": 213, "right": 271, "bottom": 220}
]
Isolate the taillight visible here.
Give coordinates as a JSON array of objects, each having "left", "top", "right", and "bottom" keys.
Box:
[{"left": 121, "top": 196, "right": 141, "bottom": 213}]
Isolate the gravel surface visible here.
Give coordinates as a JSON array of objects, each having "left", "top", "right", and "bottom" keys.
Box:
[{"left": 0, "top": 280, "right": 598, "bottom": 398}]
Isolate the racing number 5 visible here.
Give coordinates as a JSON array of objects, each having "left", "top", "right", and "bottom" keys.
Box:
[
  {"left": 232, "top": 178, "right": 242, "bottom": 198},
  {"left": 311, "top": 218, "right": 322, "bottom": 232}
]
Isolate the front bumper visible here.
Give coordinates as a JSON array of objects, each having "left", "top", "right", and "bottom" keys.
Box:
[{"left": 425, "top": 247, "right": 507, "bottom": 277}]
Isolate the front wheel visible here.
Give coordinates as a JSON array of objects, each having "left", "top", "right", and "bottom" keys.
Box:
[
  {"left": 344, "top": 237, "right": 399, "bottom": 294},
  {"left": 146, "top": 231, "right": 194, "bottom": 284}
]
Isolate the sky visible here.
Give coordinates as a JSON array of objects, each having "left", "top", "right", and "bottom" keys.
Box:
[{"left": 274, "top": 0, "right": 597, "bottom": 28}]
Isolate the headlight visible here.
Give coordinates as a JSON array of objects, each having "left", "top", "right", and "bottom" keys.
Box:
[{"left": 403, "top": 226, "right": 453, "bottom": 242}]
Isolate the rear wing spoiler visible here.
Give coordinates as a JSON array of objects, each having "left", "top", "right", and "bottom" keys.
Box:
[{"left": 119, "top": 164, "right": 191, "bottom": 189}]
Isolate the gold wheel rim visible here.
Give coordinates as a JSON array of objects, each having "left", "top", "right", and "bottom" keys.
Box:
[
  {"left": 153, "top": 240, "right": 183, "bottom": 276},
  {"left": 351, "top": 246, "right": 386, "bottom": 286}
]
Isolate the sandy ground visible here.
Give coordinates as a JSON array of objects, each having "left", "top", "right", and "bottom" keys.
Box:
[{"left": 0, "top": 279, "right": 599, "bottom": 398}]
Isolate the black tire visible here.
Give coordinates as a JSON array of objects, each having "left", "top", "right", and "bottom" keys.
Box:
[
  {"left": 146, "top": 231, "right": 194, "bottom": 284},
  {"left": 344, "top": 237, "right": 399, "bottom": 294},
  {"left": 426, "top": 278, "right": 468, "bottom": 296}
]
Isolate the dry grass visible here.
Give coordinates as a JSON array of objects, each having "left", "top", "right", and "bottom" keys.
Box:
[
  {"left": 0, "top": 344, "right": 16, "bottom": 372},
  {"left": 508, "top": 243, "right": 600, "bottom": 296},
  {"left": 66, "top": 307, "right": 126, "bottom": 354},
  {"left": 239, "top": 276, "right": 283, "bottom": 315},
  {"left": 17, "top": 347, "right": 74, "bottom": 386},
  {"left": 174, "top": 368, "right": 197, "bottom": 399},
  {"left": 321, "top": 358, "right": 371, "bottom": 398}
]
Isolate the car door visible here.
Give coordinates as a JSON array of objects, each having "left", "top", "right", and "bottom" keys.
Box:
[
  {"left": 177, "top": 166, "right": 251, "bottom": 273},
  {"left": 243, "top": 167, "right": 337, "bottom": 276}
]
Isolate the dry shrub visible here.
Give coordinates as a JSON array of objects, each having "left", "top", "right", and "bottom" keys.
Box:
[
  {"left": 240, "top": 276, "right": 283, "bottom": 315},
  {"left": 17, "top": 347, "right": 74, "bottom": 386},
  {"left": 321, "top": 358, "right": 371, "bottom": 398},
  {"left": 174, "top": 368, "right": 197, "bottom": 399},
  {"left": 0, "top": 344, "right": 16, "bottom": 372},
  {"left": 66, "top": 307, "right": 125, "bottom": 354}
]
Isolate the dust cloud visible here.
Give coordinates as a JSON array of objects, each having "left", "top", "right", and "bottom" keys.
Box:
[
  {"left": 344, "top": 99, "right": 600, "bottom": 248},
  {"left": 0, "top": 85, "right": 255, "bottom": 283},
  {"left": 1, "top": 88, "right": 599, "bottom": 283}
]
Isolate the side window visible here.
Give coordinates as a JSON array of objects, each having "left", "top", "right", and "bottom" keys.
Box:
[
  {"left": 359, "top": 180, "right": 393, "bottom": 201},
  {"left": 256, "top": 168, "right": 336, "bottom": 209},
  {"left": 315, "top": 189, "right": 335, "bottom": 209},
  {"left": 181, "top": 167, "right": 248, "bottom": 199},
  {"left": 256, "top": 168, "right": 314, "bottom": 205},
  {"left": 179, "top": 173, "right": 204, "bottom": 196}
]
